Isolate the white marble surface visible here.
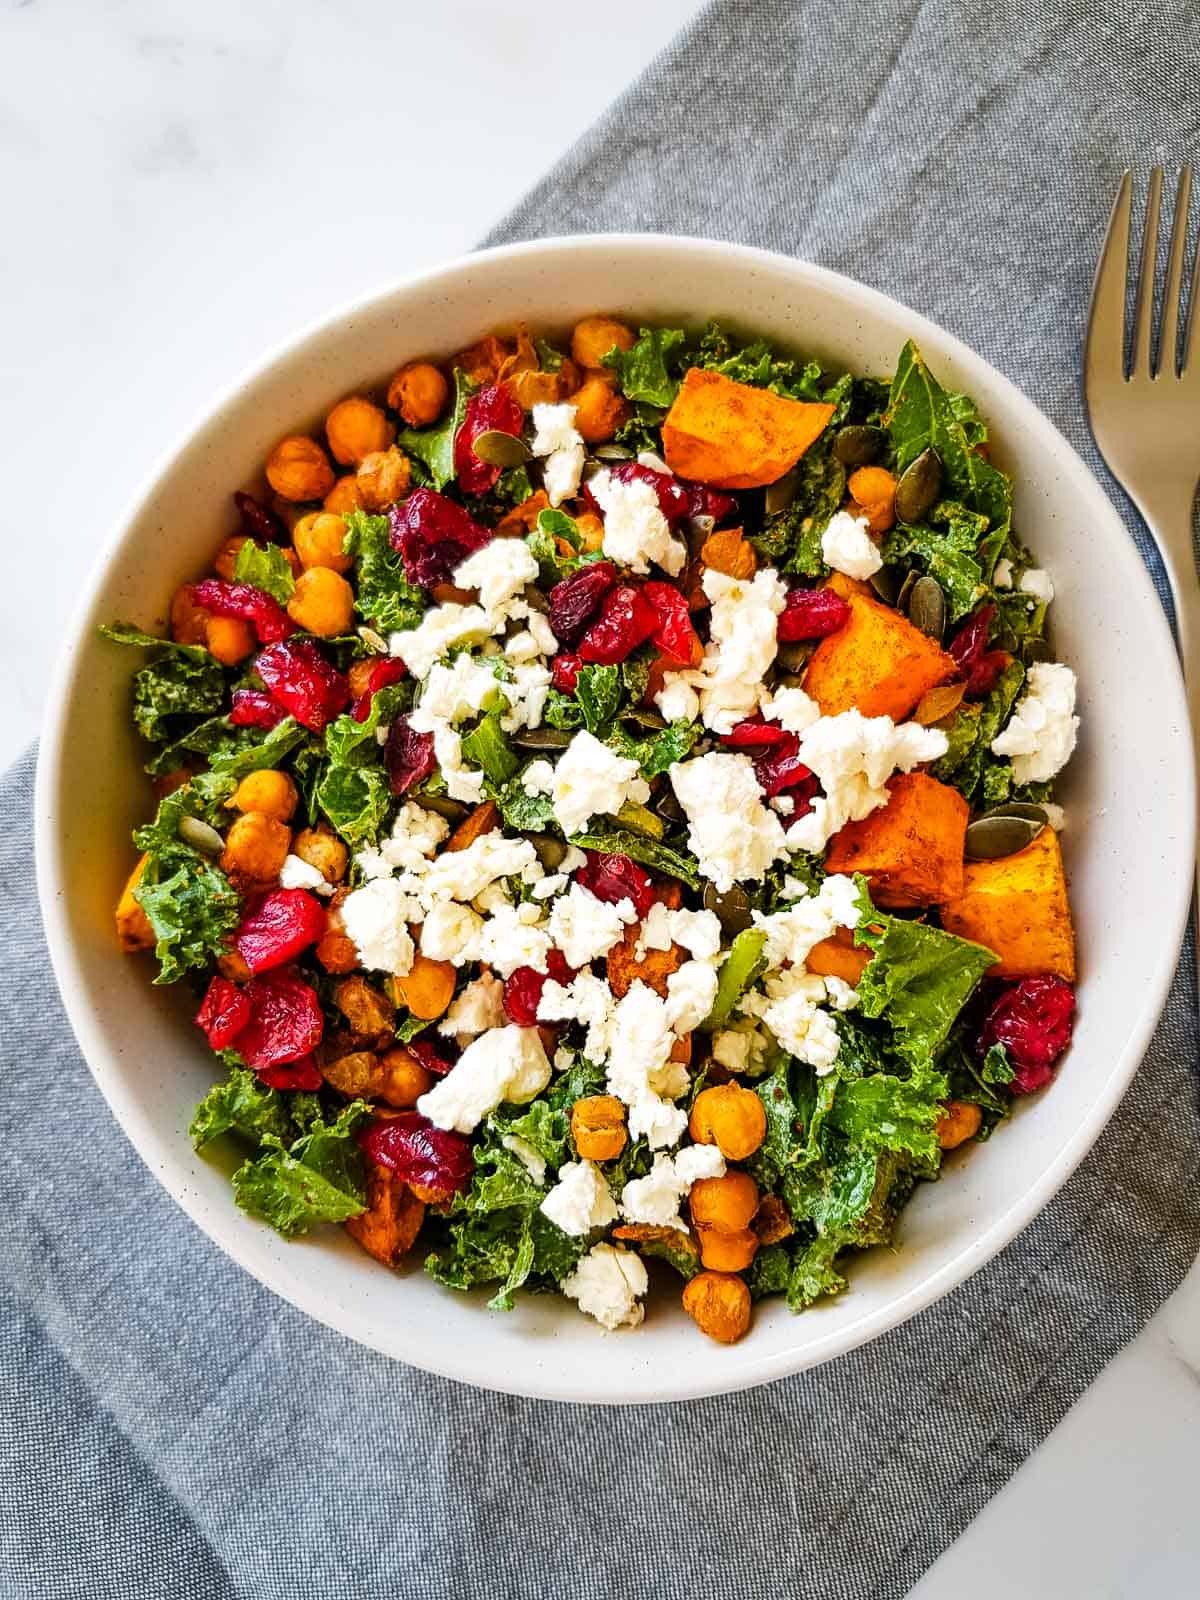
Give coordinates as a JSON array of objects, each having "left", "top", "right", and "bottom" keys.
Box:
[{"left": 4, "top": 2, "right": 1197, "bottom": 1593}]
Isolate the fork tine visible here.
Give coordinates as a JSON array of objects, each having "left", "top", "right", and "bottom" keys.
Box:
[
  {"left": 1158, "top": 166, "right": 1191, "bottom": 377},
  {"left": 1131, "top": 166, "right": 1163, "bottom": 376},
  {"left": 1086, "top": 170, "right": 1132, "bottom": 383}
]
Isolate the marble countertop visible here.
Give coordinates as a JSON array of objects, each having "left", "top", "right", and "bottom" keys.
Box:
[{"left": 4, "top": 2, "right": 1197, "bottom": 1592}]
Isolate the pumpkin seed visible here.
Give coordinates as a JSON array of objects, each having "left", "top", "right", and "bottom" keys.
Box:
[
  {"left": 687, "top": 513, "right": 716, "bottom": 553},
  {"left": 914, "top": 681, "right": 967, "bottom": 726},
  {"left": 178, "top": 816, "right": 224, "bottom": 857},
  {"left": 416, "top": 794, "right": 470, "bottom": 824},
  {"left": 522, "top": 585, "right": 550, "bottom": 614},
  {"left": 895, "top": 568, "right": 919, "bottom": 613},
  {"left": 471, "top": 430, "right": 531, "bottom": 468},
  {"left": 832, "top": 424, "right": 887, "bottom": 467},
  {"left": 1023, "top": 637, "right": 1054, "bottom": 664},
  {"left": 512, "top": 726, "right": 571, "bottom": 750},
  {"left": 357, "top": 625, "right": 388, "bottom": 655},
  {"left": 964, "top": 812, "right": 1047, "bottom": 860},
  {"left": 765, "top": 468, "right": 802, "bottom": 515},
  {"left": 703, "top": 881, "right": 754, "bottom": 935},
  {"left": 979, "top": 801, "right": 1050, "bottom": 825},
  {"left": 894, "top": 447, "right": 943, "bottom": 523},
  {"left": 906, "top": 575, "right": 947, "bottom": 639},
  {"left": 593, "top": 444, "right": 633, "bottom": 461},
  {"left": 653, "top": 787, "right": 685, "bottom": 824},
  {"left": 529, "top": 832, "right": 568, "bottom": 869},
  {"left": 869, "top": 567, "right": 900, "bottom": 605},
  {"left": 621, "top": 706, "right": 667, "bottom": 732},
  {"left": 777, "top": 640, "right": 817, "bottom": 673}
]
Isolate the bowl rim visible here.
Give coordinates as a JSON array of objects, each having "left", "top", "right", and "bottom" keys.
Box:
[{"left": 34, "top": 233, "right": 1196, "bottom": 1403}]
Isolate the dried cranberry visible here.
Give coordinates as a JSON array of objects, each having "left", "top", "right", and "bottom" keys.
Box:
[
  {"left": 578, "top": 584, "right": 659, "bottom": 664},
  {"left": 778, "top": 587, "right": 851, "bottom": 642},
  {"left": 236, "top": 968, "right": 325, "bottom": 1069},
  {"left": 551, "top": 653, "right": 582, "bottom": 693},
  {"left": 195, "top": 975, "right": 251, "bottom": 1052},
  {"left": 234, "top": 490, "right": 287, "bottom": 544},
  {"left": 388, "top": 489, "right": 492, "bottom": 587},
  {"left": 684, "top": 482, "right": 738, "bottom": 525},
  {"left": 720, "top": 716, "right": 794, "bottom": 750},
  {"left": 753, "top": 739, "right": 818, "bottom": 802},
  {"left": 577, "top": 852, "right": 655, "bottom": 917},
  {"left": 548, "top": 561, "right": 618, "bottom": 645},
  {"left": 948, "top": 604, "right": 1010, "bottom": 698},
  {"left": 351, "top": 657, "right": 407, "bottom": 722},
  {"left": 404, "top": 1038, "right": 456, "bottom": 1078},
  {"left": 585, "top": 462, "right": 691, "bottom": 525},
  {"left": 255, "top": 640, "right": 350, "bottom": 732},
  {"left": 977, "top": 976, "right": 1076, "bottom": 1094},
  {"left": 360, "top": 1113, "right": 474, "bottom": 1199},
  {"left": 383, "top": 715, "right": 436, "bottom": 796},
  {"left": 230, "top": 690, "right": 287, "bottom": 729},
  {"left": 502, "top": 950, "right": 574, "bottom": 1027},
  {"left": 257, "top": 1055, "right": 323, "bottom": 1091},
  {"left": 642, "top": 580, "right": 699, "bottom": 665},
  {"left": 235, "top": 888, "right": 325, "bottom": 974},
  {"left": 192, "top": 579, "right": 294, "bottom": 645},
  {"left": 454, "top": 384, "right": 525, "bottom": 497}
]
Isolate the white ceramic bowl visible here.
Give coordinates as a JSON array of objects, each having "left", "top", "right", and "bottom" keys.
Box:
[{"left": 35, "top": 236, "right": 1195, "bottom": 1404}]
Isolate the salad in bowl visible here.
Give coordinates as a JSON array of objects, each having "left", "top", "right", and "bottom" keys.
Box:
[{"left": 108, "top": 314, "right": 1079, "bottom": 1346}]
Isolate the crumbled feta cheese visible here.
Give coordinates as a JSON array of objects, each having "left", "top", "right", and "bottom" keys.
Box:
[
  {"left": 501, "top": 1134, "right": 547, "bottom": 1185},
  {"left": 540, "top": 1159, "right": 619, "bottom": 1236},
  {"left": 356, "top": 802, "right": 449, "bottom": 879},
  {"left": 543, "top": 442, "right": 587, "bottom": 507},
  {"left": 530, "top": 402, "right": 582, "bottom": 457},
  {"left": 420, "top": 900, "right": 485, "bottom": 965},
  {"left": 408, "top": 652, "right": 500, "bottom": 728},
  {"left": 821, "top": 510, "right": 883, "bottom": 580},
  {"left": 710, "top": 1027, "right": 754, "bottom": 1074},
  {"left": 417, "top": 1024, "right": 551, "bottom": 1134},
  {"left": 504, "top": 629, "right": 541, "bottom": 663},
  {"left": 670, "top": 751, "right": 787, "bottom": 891},
  {"left": 428, "top": 722, "right": 486, "bottom": 805},
  {"left": 636, "top": 450, "right": 671, "bottom": 475},
  {"left": 760, "top": 986, "right": 842, "bottom": 1072},
  {"left": 590, "top": 467, "right": 687, "bottom": 576},
  {"left": 476, "top": 903, "right": 553, "bottom": 978},
  {"left": 278, "top": 854, "right": 333, "bottom": 896},
  {"left": 772, "top": 795, "right": 795, "bottom": 817},
  {"left": 684, "top": 568, "right": 788, "bottom": 734},
  {"left": 524, "top": 608, "right": 559, "bottom": 658},
  {"left": 752, "top": 873, "right": 860, "bottom": 970},
  {"left": 664, "top": 960, "right": 720, "bottom": 1034},
  {"left": 531, "top": 872, "right": 568, "bottom": 901},
  {"left": 655, "top": 674, "right": 701, "bottom": 725},
  {"left": 452, "top": 537, "right": 539, "bottom": 616},
  {"left": 390, "top": 602, "right": 493, "bottom": 679},
  {"left": 620, "top": 1144, "right": 726, "bottom": 1231},
  {"left": 521, "top": 758, "right": 556, "bottom": 796},
  {"left": 639, "top": 903, "right": 723, "bottom": 961},
  {"left": 605, "top": 983, "right": 688, "bottom": 1149},
  {"left": 439, "top": 972, "right": 505, "bottom": 1039},
  {"left": 497, "top": 661, "right": 553, "bottom": 734},
  {"left": 537, "top": 970, "right": 616, "bottom": 1062},
  {"left": 993, "top": 557, "right": 1013, "bottom": 588},
  {"left": 561, "top": 1243, "right": 648, "bottom": 1330},
  {"left": 422, "top": 830, "right": 538, "bottom": 904},
  {"left": 549, "top": 882, "right": 634, "bottom": 968},
  {"left": 823, "top": 975, "right": 860, "bottom": 1012},
  {"left": 1019, "top": 567, "right": 1055, "bottom": 604},
  {"left": 340, "top": 879, "right": 416, "bottom": 976},
  {"left": 990, "top": 662, "right": 1078, "bottom": 783},
  {"left": 761, "top": 684, "right": 821, "bottom": 735},
  {"left": 551, "top": 730, "right": 650, "bottom": 837}
]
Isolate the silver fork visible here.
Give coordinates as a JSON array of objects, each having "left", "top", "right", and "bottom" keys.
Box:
[{"left": 1085, "top": 166, "right": 1200, "bottom": 981}]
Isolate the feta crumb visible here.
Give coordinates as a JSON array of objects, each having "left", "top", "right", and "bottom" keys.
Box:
[
  {"left": 993, "top": 558, "right": 1014, "bottom": 588},
  {"left": 417, "top": 1024, "right": 551, "bottom": 1134},
  {"left": 540, "top": 1159, "right": 618, "bottom": 1236},
  {"left": 655, "top": 674, "right": 701, "bottom": 725},
  {"left": 476, "top": 903, "right": 553, "bottom": 978},
  {"left": 1043, "top": 801, "right": 1066, "bottom": 831},
  {"left": 422, "top": 829, "right": 538, "bottom": 904},
  {"left": 420, "top": 899, "right": 484, "bottom": 965},
  {"left": 710, "top": 1027, "right": 753, "bottom": 1074},
  {"left": 543, "top": 443, "right": 586, "bottom": 507},
  {"left": 753, "top": 873, "right": 861, "bottom": 970},
  {"left": 664, "top": 960, "right": 720, "bottom": 1034},
  {"left": 605, "top": 983, "right": 688, "bottom": 1149},
  {"left": 639, "top": 904, "right": 723, "bottom": 961},
  {"left": 340, "top": 879, "right": 416, "bottom": 976},
  {"left": 389, "top": 602, "right": 493, "bottom": 680},
  {"left": 670, "top": 751, "right": 787, "bottom": 891},
  {"left": 761, "top": 684, "right": 821, "bottom": 735},
  {"left": 278, "top": 854, "right": 333, "bottom": 896},
  {"left": 439, "top": 973, "right": 505, "bottom": 1039},
  {"left": 686, "top": 568, "right": 788, "bottom": 733},
  {"left": 521, "top": 758, "right": 556, "bottom": 796},
  {"left": 620, "top": 1146, "right": 725, "bottom": 1231},
  {"left": 408, "top": 652, "right": 500, "bottom": 728},
  {"left": 549, "top": 882, "right": 634, "bottom": 968},
  {"left": 823, "top": 975, "right": 860, "bottom": 1012},
  {"left": 1019, "top": 567, "right": 1055, "bottom": 605},
  {"left": 760, "top": 987, "right": 842, "bottom": 1072},
  {"left": 990, "top": 662, "right": 1078, "bottom": 783},
  {"left": 590, "top": 467, "right": 687, "bottom": 576},
  {"left": 821, "top": 510, "right": 882, "bottom": 580},
  {"left": 452, "top": 537, "right": 539, "bottom": 616},
  {"left": 355, "top": 802, "right": 449, "bottom": 880},
  {"left": 551, "top": 730, "right": 650, "bottom": 837},
  {"left": 531, "top": 872, "right": 568, "bottom": 901},
  {"left": 501, "top": 1134, "right": 547, "bottom": 1185},
  {"left": 530, "top": 402, "right": 582, "bottom": 457},
  {"left": 561, "top": 1243, "right": 648, "bottom": 1330}
]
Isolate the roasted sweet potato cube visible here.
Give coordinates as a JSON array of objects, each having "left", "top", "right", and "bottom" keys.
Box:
[
  {"left": 662, "top": 368, "right": 835, "bottom": 489},
  {"left": 803, "top": 590, "right": 957, "bottom": 720},
  {"left": 334, "top": 975, "right": 395, "bottom": 1044},
  {"left": 115, "top": 853, "right": 155, "bottom": 952},
  {"left": 822, "top": 570, "right": 877, "bottom": 602},
  {"left": 939, "top": 825, "right": 1076, "bottom": 981},
  {"left": 345, "top": 1163, "right": 426, "bottom": 1266},
  {"left": 824, "top": 772, "right": 967, "bottom": 907},
  {"left": 445, "top": 800, "right": 499, "bottom": 853},
  {"left": 606, "top": 926, "right": 685, "bottom": 998},
  {"left": 806, "top": 926, "right": 872, "bottom": 985}
]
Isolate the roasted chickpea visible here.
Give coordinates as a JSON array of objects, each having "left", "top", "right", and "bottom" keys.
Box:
[
  {"left": 387, "top": 361, "right": 449, "bottom": 427},
  {"left": 204, "top": 616, "right": 255, "bottom": 666},
  {"left": 292, "top": 511, "right": 352, "bottom": 573},
  {"left": 324, "top": 475, "right": 366, "bottom": 515},
  {"left": 115, "top": 854, "right": 155, "bottom": 952},
  {"left": 451, "top": 335, "right": 509, "bottom": 387},
  {"left": 378, "top": 1047, "right": 434, "bottom": 1109},
  {"left": 752, "top": 1193, "right": 794, "bottom": 1246},
  {"left": 346, "top": 659, "right": 376, "bottom": 698},
  {"left": 213, "top": 534, "right": 250, "bottom": 581},
  {"left": 325, "top": 396, "right": 394, "bottom": 467},
  {"left": 320, "top": 1051, "right": 379, "bottom": 1099},
  {"left": 689, "top": 1082, "right": 768, "bottom": 1161},
  {"left": 356, "top": 445, "right": 412, "bottom": 511},
  {"left": 571, "top": 373, "right": 629, "bottom": 444},
  {"left": 696, "top": 1224, "right": 759, "bottom": 1273},
  {"left": 682, "top": 1271, "right": 752, "bottom": 1345},
  {"left": 937, "top": 1100, "right": 983, "bottom": 1151},
  {"left": 688, "top": 1170, "right": 759, "bottom": 1232},
  {"left": 571, "top": 1095, "right": 628, "bottom": 1161},
  {"left": 336, "top": 974, "right": 396, "bottom": 1041},
  {"left": 573, "top": 511, "right": 605, "bottom": 552},
  {"left": 228, "top": 769, "right": 299, "bottom": 823},
  {"left": 504, "top": 367, "right": 562, "bottom": 411},
  {"left": 170, "top": 583, "right": 209, "bottom": 645},
  {"left": 287, "top": 567, "right": 354, "bottom": 637},
  {"left": 219, "top": 811, "right": 291, "bottom": 886},
  {"left": 848, "top": 465, "right": 898, "bottom": 535},
  {"left": 266, "top": 435, "right": 336, "bottom": 503},
  {"left": 292, "top": 824, "right": 348, "bottom": 885},
  {"left": 570, "top": 315, "right": 635, "bottom": 370}
]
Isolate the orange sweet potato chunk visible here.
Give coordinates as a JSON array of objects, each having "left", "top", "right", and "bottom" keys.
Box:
[
  {"left": 939, "top": 825, "right": 1076, "bottom": 981},
  {"left": 345, "top": 1164, "right": 426, "bottom": 1265},
  {"left": 822, "top": 570, "right": 877, "bottom": 602},
  {"left": 824, "top": 772, "right": 968, "bottom": 907},
  {"left": 806, "top": 927, "right": 872, "bottom": 985},
  {"left": 803, "top": 590, "right": 957, "bottom": 721},
  {"left": 662, "top": 369, "right": 835, "bottom": 489}
]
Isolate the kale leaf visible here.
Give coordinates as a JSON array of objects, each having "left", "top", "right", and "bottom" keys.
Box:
[
  {"left": 189, "top": 1065, "right": 297, "bottom": 1150},
  {"left": 232, "top": 540, "right": 296, "bottom": 604},
  {"left": 568, "top": 827, "right": 700, "bottom": 887},
  {"left": 396, "top": 368, "right": 472, "bottom": 490},
  {"left": 575, "top": 664, "right": 621, "bottom": 734},
  {"left": 231, "top": 1101, "right": 371, "bottom": 1238},
  {"left": 460, "top": 711, "right": 519, "bottom": 786},
  {"left": 603, "top": 326, "right": 685, "bottom": 407},
  {"left": 341, "top": 510, "right": 427, "bottom": 632},
  {"left": 101, "top": 623, "right": 228, "bottom": 746}
]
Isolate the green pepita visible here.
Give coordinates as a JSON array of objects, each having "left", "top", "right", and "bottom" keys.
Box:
[
  {"left": 964, "top": 811, "right": 1047, "bottom": 860},
  {"left": 765, "top": 468, "right": 802, "bottom": 515},
  {"left": 703, "top": 881, "right": 754, "bottom": 935},
  {"left": 512, "top": 726, "right": 571, "bottom": 751},
  {"left": 894, "top": 447, "right": 943, "bottom": 523},
  {"left": 905, "top": 574, "right": 947, "bottom": 640},
  {"left": 832, "top": 424, "right": 887, "bottom": 467},
  {"left": 471, "top": 430, "right": 531, "bottom": 468}
]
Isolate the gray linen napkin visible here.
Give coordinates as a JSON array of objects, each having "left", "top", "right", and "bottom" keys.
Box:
[{"left": 4, "top": 2, "right": 1199, "bottom": 1596}]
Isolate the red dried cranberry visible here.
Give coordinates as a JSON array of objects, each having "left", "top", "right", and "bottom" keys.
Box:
[
  {"left": 778, "top": 587, "right": 851, "bottom": 642},
  {"left": 383, "top": 715, "right": 436, "bottom": 796},
  {"left": 236, "top": 969, "right": 325, "bottom": 1069},
  {"left": 948, "top": 604, "right": 1010, "bottom": 698},
  {"left": 257, "top": 1055, "right": 323, "bottom": 1091},
  {"left": 577, "top": 852, "right": 655, "bottom": 917},
  {"left": 234, "top": 490, "right": 287, "bottom": 544},
  {"left": 254, "top": 640, "right": 350, "bottom": 732},
  {"left": 502, "top": 950, "right": 575, "bottom": 1027},
  {"left": 360, "top": 1113, "right": 474, "bottom": 1199},
  {"left": 230, "top": 690, "right": 287, "bottom": 729},
  {"left": 684, "top": 482, "right": 738, "bottom": 524},
  {"left": 235, "top": 888, "right": 325, "bottom": 974},
  {"left": 454, "top": 384, "right": 525, "bottom": 497},
  {"left": 548, "top": 561, "right": 618, "bottom": 646},
  {"left": 192, "top": 579, "right": 294, "bottom": 645},
  {"left": 551, "top": 653, "right": 582, "bottom": 693},
  {"left": 977, "top": 976, "right": 1076, "bottom": 1094},
  {"left": 753, "top": 742, "right": 818, "bottom": 803},
  {"left": 720, "top": 716, "right": 794, "bottom": 750},
  {"left": 642, "top": 580, "right": 699, "bottom": 665},
  {"left": 195, "top": 975, "right": 251, "bottom": 1052},
  {"left": 388, "top": 489, "right": 492, "bottom": 587},
  {"left": 404, "top": 1038, "right": 456, "bottom": 1078},
  {"left": 584, "top": 462, "right": 691, "bottom": 525},
  {"left": 351, "top": 657, "right": 408, "bottom": 722},
  {"left": 578, "top": 584, "right": 658, "bottom": 664}
]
